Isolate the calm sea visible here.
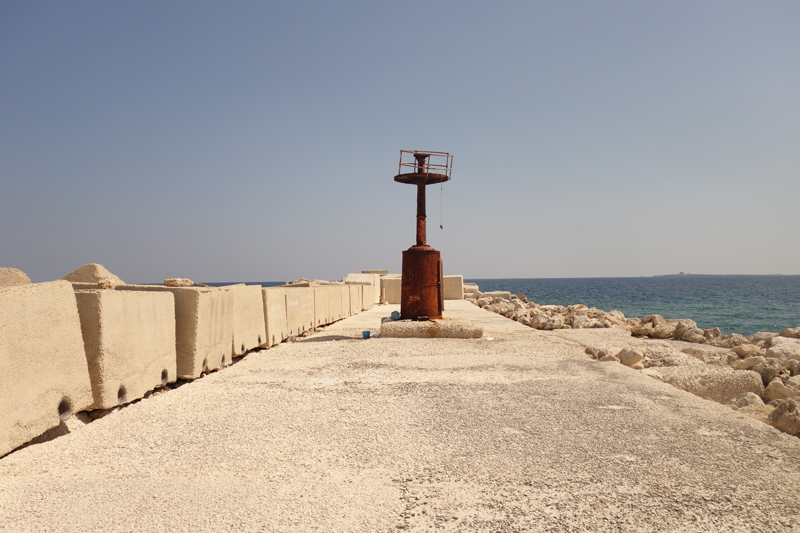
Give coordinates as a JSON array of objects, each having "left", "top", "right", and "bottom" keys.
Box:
[
  {"left": 466, "top": 276, "right": 800, "bottom": 337},
  {"left": 202, "top": 277, "right": 799, "bottom": 337}
]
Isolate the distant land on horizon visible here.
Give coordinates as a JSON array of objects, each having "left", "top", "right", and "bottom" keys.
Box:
[{"left": 653, "top": 273, "right": 790, "bottom": 277}]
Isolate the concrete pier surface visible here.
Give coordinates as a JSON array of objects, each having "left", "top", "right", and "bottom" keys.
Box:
[{"left": 2, "top": 302, "right": 800, "bottom": 532}]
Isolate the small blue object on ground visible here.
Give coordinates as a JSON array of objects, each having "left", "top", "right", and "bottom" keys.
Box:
[
  {"left": 391, "top": 311, "right": 400, "bottom": 321},
  {"left": 362, "top": 331, "right": 371, "bottom": 339}
]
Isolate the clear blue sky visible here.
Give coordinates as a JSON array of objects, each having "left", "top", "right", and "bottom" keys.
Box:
[{"left": 2, "top": 1, "right": 798, "bottom": 283}]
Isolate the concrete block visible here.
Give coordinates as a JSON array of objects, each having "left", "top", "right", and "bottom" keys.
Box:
[
  {"left": 1, "top": 281, "right": 93, "bottom": 457},
  {"left": 362, "top": 283, "right": 376, "bottom": 310},
  {"left": 381, "top": 277, "right": 401, "bottom": 305},
  {"left": 285, "top": 286, "right": 315, "bottom": 337},
  {"left": 362, "top": 269, "right": 389, "bottom": 276},
  {"left": 443, "top": 275, "right": 464, "bottom": 300},
  {"left": 328, "top": 285, "right": 343, "bottom": 322},
  {"left": 340, "top": 285, "right": 350, "bottom": 318},
  {"left": 313, "top": 286, "right": 330, "bottom": 327},
  {"left": 224, "top": 284, "right": 267, "bottom": 356},
  {"left": 262, "top": 287, "right": 288, "bottom": 346},
  {"left": 343, "top": 273, "right": 375, "bottom": 285},
  {"left": 75, "top": 289, "right": 176, "bottom": 409},
  {"left": 349, "top": 284, "right": 362, "bottom": 316},
  {"left": 116, "top": 285, "right": 234, "bottom": 379}
]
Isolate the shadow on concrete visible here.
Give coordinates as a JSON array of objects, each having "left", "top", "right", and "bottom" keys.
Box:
[{"left": 299, "top": 335, "right": 359, "bottom": 343}]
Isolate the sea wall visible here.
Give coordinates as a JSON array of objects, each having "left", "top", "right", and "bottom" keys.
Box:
[{"left": 0, "top": 265, "right": 386, "bottom": 457}]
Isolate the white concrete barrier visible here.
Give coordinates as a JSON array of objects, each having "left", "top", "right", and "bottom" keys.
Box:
[
  {"left": 1, "top": 281, "right": 93, "bottom": 457},
  {"left": 262, "top": 287, "right": 288, "bottom": 346},
  {"left": 381, "top": 276, "right": 401, "bottom": 305},
  {"left": 328, "top": 285, "right": 343, "bottom": 322},
  {"left": 340, "top": 285, "right": 350, "bottom": 318},
  {"left": 362, "top": 283, "right": 376, "bottom": 310},
  {"left": 75, "top": 289, "right": 176, "bottom": 409},
  {"left": 349, "top": 284, "right": 362, "bottom": 316},
  {"left": 443, "top": 275, "right": 464, "bottom": 300},
  {"left": 225, "top": 284, "right": 267, "bottom": 356},
  {"left": 116, "top": 285, "right": 234, "bottom": 379},
  {"left": 285, "top": 286, "right": 315, "bottom": 337},
  {"left": 313, "top": 286, "right": 330, "bottom": 327}
]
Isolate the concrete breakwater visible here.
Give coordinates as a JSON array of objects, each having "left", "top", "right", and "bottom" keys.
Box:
[
  {"left": 465, "top": 282, "right": 800, "bottom": 436},
  {"left": 0, "top": 263, "right": 392, "bottom": 458}
]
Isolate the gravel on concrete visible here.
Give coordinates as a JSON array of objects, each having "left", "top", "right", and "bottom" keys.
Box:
[{"left": 2, "top": 301, "right": 800, "bottom": 532}]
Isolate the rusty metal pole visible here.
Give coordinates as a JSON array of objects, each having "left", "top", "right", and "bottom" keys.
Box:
[{"left": 415, "top": 153, "right": 428, "bottom": 247}]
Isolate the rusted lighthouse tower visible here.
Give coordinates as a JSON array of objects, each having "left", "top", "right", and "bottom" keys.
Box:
[{"left": 393, "top": 150, "right": 453, "bottom": 320}]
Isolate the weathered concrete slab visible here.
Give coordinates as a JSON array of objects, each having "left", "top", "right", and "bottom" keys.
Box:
[
  {"left": 75, "top": 289, "right": 177, "bottom": 409},
  {"left": 381, "top": 276, "right": 401, "bottom": 305},
  {"left": 224, "top": 285, "right": 267, "bottom": 356},
  {"left": 328, "top": 285, "right": 343, "bottom": 322},
  {"left": 313, "top": 286, "right": 330, "bottom": 327},
  {"left": 361, "top": 269, "right": 389, "bottom": 276},
  {"left": 443, "top": 275, "right": 464, "bottom": 300},
  {"left": 348, "top": 284, "right": 362, "bottom": 316},
  {"left": 339, "top": 285, "right": 350, "bottom": 318},
  {"left": 0, "top": 281, "right": 93, "bottom": 457},
  {"left": 116, "top": 285, "right": 233, "bottom": 379},
  {"left": 262, "top": 287, "right": 288, "bottom": 346},
  {"left": 285, "top": 287, "right": 315, "bottom": 337},
  {"left": 362, "top": 283, "right": 376, "bottom": 310}
]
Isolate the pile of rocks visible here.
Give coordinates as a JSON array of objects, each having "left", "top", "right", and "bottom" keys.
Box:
[{"left": 466, "top": 285, "right": 800, "bottom": 436}]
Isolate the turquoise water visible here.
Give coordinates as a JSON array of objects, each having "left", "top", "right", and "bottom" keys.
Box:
[{"left": 466, "top": 276, "right": 800, "bottom": 337}]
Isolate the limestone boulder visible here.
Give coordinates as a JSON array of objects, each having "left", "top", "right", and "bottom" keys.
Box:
[
  {"left": 768, "top": 399, "right": 800, "bottom": 435},
  {"left": 63, "top": 263, "right": 125, "bottom": 285},
  {"left": 703, "top": 327, "right": 722, "bottom": 340},
  {"left": 766, "top": 343, "right": 800, "bottom": 362},
  {"left": 751, "top": 359, "right": 787, "bottom": 387},
  {"left": 617, "top": 347, "right": 644, "bottom": 368},
  {"left": 728, "top": 392, "right": 765, "bottom": 409},
  {"left": 674, "top": 319, "right": 707, "bottom": 344},
  {"left": 733, "top": 355, "right": 767, "bottom": 371},
  {"left": 732, "top": 344, "right": 761, "bottom": 357},
  {"left": 572, "top": 315, "right": 590, "bottom": 329},
  {"left": 748, "top": 331, "right": 778, "bottom": 347},
  {"left": 681, "top": 346, "right": 708, "bottom": 363},
  {"left": 656, "top": 366, "right": 764, "bottom": 405},
  {"left": 763, "top": 379, "right": 798, "bottom": 403},
  {"left": 0, "top": 267, "right": 31, "bottom": 287},
  {"left": 779, "top": 327, "right": 800, "bottom": 340},
  {"left": 708, "top": 333, "right": 748, "bottom": 349}
]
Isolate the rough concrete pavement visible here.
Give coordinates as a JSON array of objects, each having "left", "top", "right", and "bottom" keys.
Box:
[{"left": 2, "top": 301, "right": 800, "bottom": 532}]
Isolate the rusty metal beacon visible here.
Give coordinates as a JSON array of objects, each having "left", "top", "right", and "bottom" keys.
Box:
[{"left": 393, "top": 150, "right": 453, "bottom": 320}]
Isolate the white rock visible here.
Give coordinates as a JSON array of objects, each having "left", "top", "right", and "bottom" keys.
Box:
[
  {"left": 765, "top": 343, "right": 800, "bottom": 362},
  {"left": 572, "top": 315, "right": 590, "bottom": 329},
  {"left": 681, "top": 347, "right": 708, "bottom": 362},
  {"left": 779, "top": 327, "right": 800, "bottom": 339},
  {"left": 733, "top": 355, "right": 767, "bottom": 370},
  {"left": 732, "top": 344, "right": 761, "bottom": 357},
  {"left": 727, "top": 392, "right": 765, "bottom": 409},
  {"left": 656, "top": 366, "right": 764, "bottom": 405},
  {"left": 763, "top": 379, "right": 798, "bottom": 402},
  {"left": 617, "top": 347, "right": 644, "bottom": 367}
]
